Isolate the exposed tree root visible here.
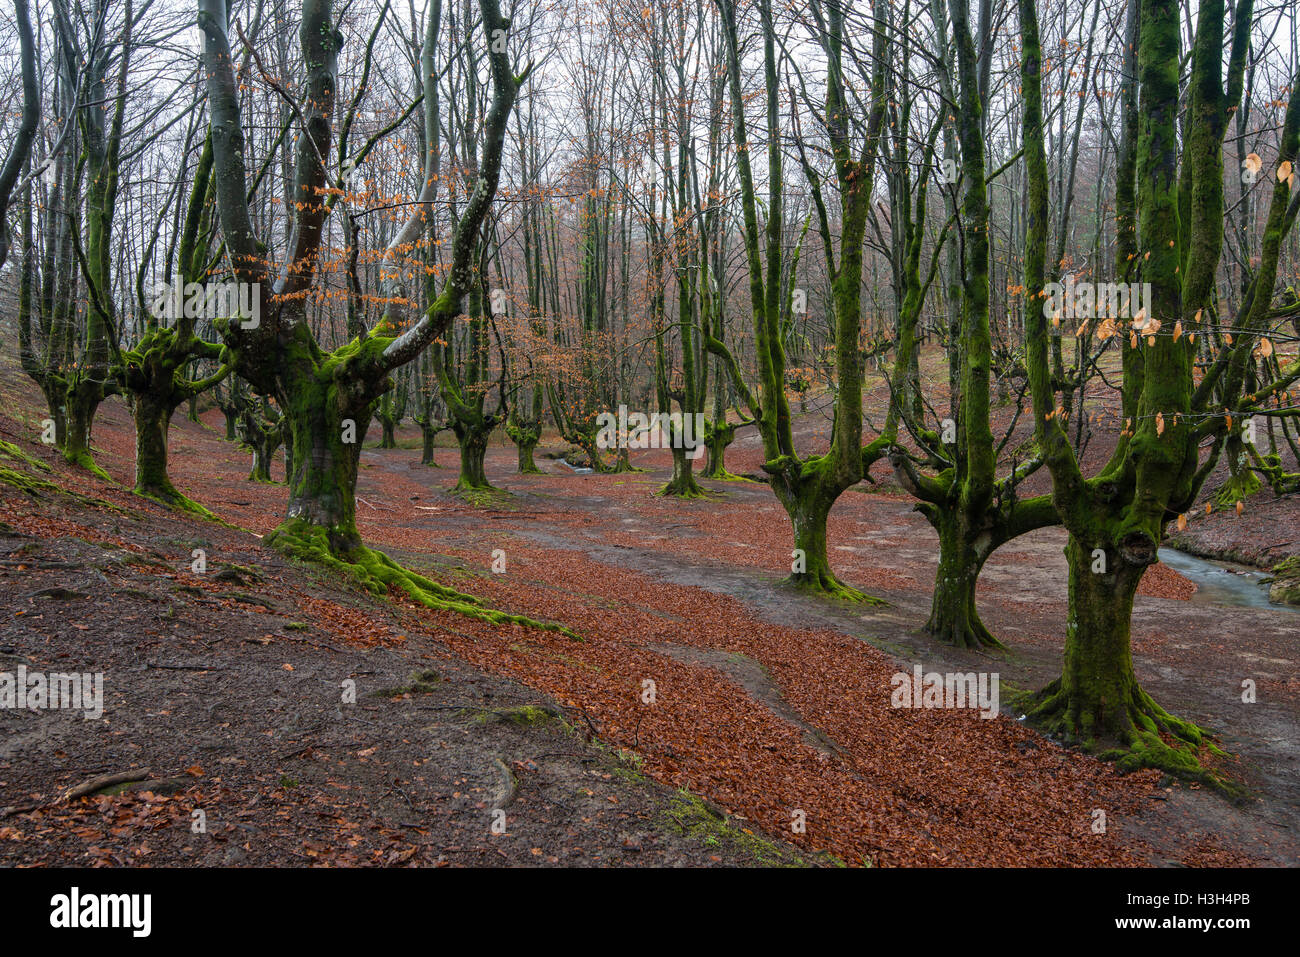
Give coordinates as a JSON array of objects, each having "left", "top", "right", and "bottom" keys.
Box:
[
  {"left": 925, "top": 613, "right": 1005, "bottom": 650},
  {"left": 785, "top": 568, "right": 888, "bottom": 606},
  {"left": 0, "top": 464, "right": 123, "bottom": 512},
  {"left": 134, "top": 483, "right": 218, "bottom": 521},
  {"left": 64, "top": 449, "right": 111, "bottom": 482},
  {"left": 658, "top": 479, "right": 710, "bottom": 499},
  {"left": 924, "top": 581, "right": 1005, "bottom": 649},
  {"left": 1023, "top": 680, "right": 1240, "bottom": 796},
  {"left": 703, "top": 469, "right": 756, "bottom": 483},
  {"left": 0, "top": 440, "right": 50, "bottom": 472},
  {"left": 449, "top": 483, "right": 514, "bottom": 508},
  {"left": 1213, "top": 470, "right": 1262, "bottom": 508},
  {"left": 264, "top": 521, "right": 578, "bottom": 639}
]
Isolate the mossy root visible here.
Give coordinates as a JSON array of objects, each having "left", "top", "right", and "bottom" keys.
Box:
[{"left": 264, "top": 521, "right": 579, "bottom": 639}]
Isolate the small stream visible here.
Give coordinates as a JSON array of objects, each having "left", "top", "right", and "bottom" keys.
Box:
[{"left": 1157, "top": 547, "right": 1296, "bottom": 613}]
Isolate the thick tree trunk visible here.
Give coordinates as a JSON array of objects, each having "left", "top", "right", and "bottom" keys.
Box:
[
  {"left": 702, "top": 421, "right": 735, "bottom": 479},
  {"left": 926, "top": 512, "right": 998, "bottom": 648},
  {"left": 452, "top": 422, "right": 492, "bottom": 491},
  {"left": 380, "top": 417, "right": 397, "bottom": 449},
  {"left": 133, "top": 396, "right": 179, "bottom": 501},
  {"left": 783, "top": 486, "right": 866, "bottom": 599},
  {"left": 271, "top": 386, "right": 368, "bottom": 557},
  {"left": 63, "top": 380, "right": 106, "bottom": 477},
  {"left": 507, "top": 419, "right": 542, "bottom": 474},
  {"left": 223, "top": 407, "right": 237, "bottom": 441},
  {"left": 1028, "top": 535, "right": 1204, "bottom": 772},
  {"left": 420, "top": 422, "right": 440, "bottom": 466},
  {"left": 661, "top": 445, "right": 704, "bottom": 497},
  {"left": 516, "top": 436, "right": 540, "bottom": 473}
]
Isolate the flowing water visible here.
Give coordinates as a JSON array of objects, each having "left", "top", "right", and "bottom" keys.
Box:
[{"left": 1157, "top": 546, "right": 1297, "bottom": 613}]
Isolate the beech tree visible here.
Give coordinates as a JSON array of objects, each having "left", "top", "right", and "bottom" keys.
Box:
[
  {"left": 0, "top": 0, "right": 38, "bottom": 271},
  {"left": 884, "top": 0, "right": 1058, "bottom": 648},
  {"left": 709, "top": 0, "right": 891, "bottom": 599},
  {"left": 18, "top": 0, "right": 135, "bottom": 477},
  {"left": 1020, "top": 0, "right": 1300, "bottom": 777},
  {"left": 197, "top": 0, "right": 555, "bottom": 627}
]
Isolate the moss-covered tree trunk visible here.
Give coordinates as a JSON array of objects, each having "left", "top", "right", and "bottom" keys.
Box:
[
  {"left": 783, "top": 485, "right": 841, "bottom": 593},
  {"left": 39, "top": 384, "right": 67, "bottom": 448},
  {"left": 271, "top": 357, "right": 370, "bottom": 556},
  {"left": 248, "top": 439, "right": 277, "bottom": 483},
  {"left": 707, "top": 0, "right": 889, "bottom": 602},
  {"left": 234, "top": 395, "right": 284, "bottom": 484},
  {"left": 450, "top": 414, "right": 494, "bottom": 491},
  {"left": 62, "top": 11, "right": 132, "bottom": 482},
  {"left": 702, "top": 420, "right": 736, "bottom": 479},
  {"left": 119, "top": 128, "right": 228, "bottom": 515},
  {"left": 517, "top": 437, "right": 539, "bottom": 473},
  {"left": 376, "top": 387, "right": 403, "bottom": 449},
  {"left": 1214, "top": 431, "right": 1261, "bottom": 506},
  {"left": 506, "top": 384, "right": 543, "bottom": 474},
  {"left": 133, "top": 395, "right": 180, "bottom": 503},
  {"left": 419, "top": 421, "right": 440, "bottom": 466},
  {"left": 62, "top": 380, "right": 108, "bottom": 478},
  {"left": 197, "top": 0, "right": 564, "bottom": 638},
  {"left": 1015, "top": 0, "right": 1274, "bottom": 780},
  {"left": 662, "top": 444, "right": 705, "bottom": 497},
  {"left": 509, "top": 423, "right": 541, "bottom": 473},
  {"left": 925, "top": 509, "right": 996, "bottom": 649},
  {"left": 1029, "top": 535, "right": 1204, "bottom": 770}
]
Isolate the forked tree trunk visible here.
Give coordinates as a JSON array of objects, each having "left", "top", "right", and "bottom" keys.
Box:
[{"left": 507, "top": 417, "right": 542, "bottom": 474}]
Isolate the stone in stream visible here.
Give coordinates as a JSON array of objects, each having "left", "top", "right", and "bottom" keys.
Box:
[{"left": 1267, "top": 557, "right": 1300, "bottom": 607}]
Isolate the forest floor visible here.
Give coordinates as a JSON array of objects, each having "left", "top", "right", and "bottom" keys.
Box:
[{"left": 0, "top": 349, "right": 1296, "bottom": 867}]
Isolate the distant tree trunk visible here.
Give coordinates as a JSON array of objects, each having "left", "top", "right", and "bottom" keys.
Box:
[
  {"left": 419, "top": 421, "right": 440, "bottom": 466},
  {"left": 451, "top": 414, "right": 494, "bottom": 491},
  {"left": 702, "top": 420, "right": 736, "bottom": 479}
]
